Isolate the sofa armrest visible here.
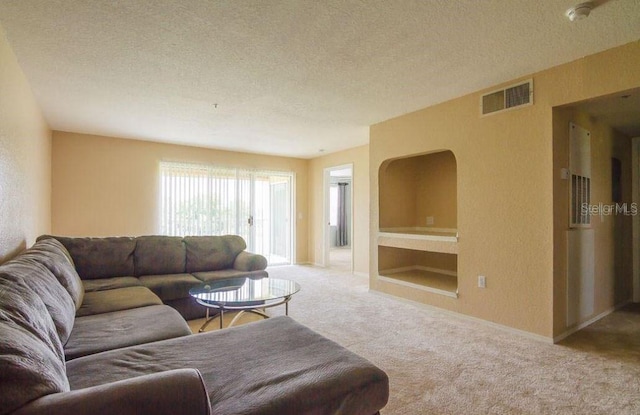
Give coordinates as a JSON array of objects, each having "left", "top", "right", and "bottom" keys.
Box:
[
  {"left": 12, "top": 369, "right": 211, "bottom": 415},
  {"left": 233, "top": 251, "right": 268, "bottom": 271}
]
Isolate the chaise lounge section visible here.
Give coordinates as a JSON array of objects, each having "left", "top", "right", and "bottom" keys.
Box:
[{"left": 0, "top": 236, "right": 389, "bottom": 415}]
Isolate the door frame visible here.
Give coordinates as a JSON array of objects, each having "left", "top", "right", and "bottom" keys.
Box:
[
  {"left": 632, "top": 137, "right": 640, "bottom": 302},
  {"left": 323, "top": 163, "right": 354, "bottom": 271},
  {"left": 240, "top": 170, "right": 294, "bottom": 266}
]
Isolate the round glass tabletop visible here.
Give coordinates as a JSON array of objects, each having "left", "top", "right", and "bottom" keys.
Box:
[{"left": 189, "top": 277, "right": 300, "bottom": 307}]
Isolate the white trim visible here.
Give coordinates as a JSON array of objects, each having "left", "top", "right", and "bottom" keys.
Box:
[
  {"left": 369, "top": 290, "right": 554, "bottom": 343},
  {"left": 322, "top": 168, "right": 330, "bottom": 268},
  {"left": 378, "top": 275, "right": 458, "bottom": 298},
  {"left": 633, "top": 137, "right": 640, "bottom": 302},
  {"left": 553, "top": 301, "right": 630, "bottom": 343},
  {"left": 289, "top": 172, "right": 296, "bottom": 266},
  {"left": 353, "top": 272, "right": 369, "bottom": 278},
  {"left": 380, "top": 227, "right": 457, "bottom": 234},
  {"left": 378, "top": 231, "right": 458, "bottom": 243}
]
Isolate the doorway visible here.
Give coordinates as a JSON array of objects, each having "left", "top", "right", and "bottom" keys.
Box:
[
  {"left": 553, "top": 87, "right": 640, "bottom": 337},
  {"left": 567, "top": 89, "right": 640, "bottom": 305},
  {"left": 323, "top": 164, "right": 353, "bottom": 272}
]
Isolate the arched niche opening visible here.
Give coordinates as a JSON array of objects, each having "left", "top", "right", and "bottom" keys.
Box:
[{"left": 379, "top": 149, "right": 457, "bottom": 232}]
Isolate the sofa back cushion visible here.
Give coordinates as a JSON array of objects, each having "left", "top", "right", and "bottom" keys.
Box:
[
  {"left": 0, "top": 322, "right": 70, "bottom": 415},
  {"left": 44, "top": 236, "right": 136, "bottom": 279},
  {"left": 134, "top": 236, "right": 186, "bottom": 276},
  {"left": 0, "top": 278, "right": 69, "bottom": 415},
  {"left": 0, "top": 277, "right": 65, "bottom": 361},
  {"left": 22, "top": 237, "right": 84, "bottom": 310},
  {"left": 0, "top": 258, "right": 76, "bottom": 345},
  {"left": 184, "top": 235, "right": 247, "bottom": 273}
]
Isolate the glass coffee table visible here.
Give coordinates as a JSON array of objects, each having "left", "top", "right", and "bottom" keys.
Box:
[{"left": 189, "top": 276, "right": 301, "bottom": 332}]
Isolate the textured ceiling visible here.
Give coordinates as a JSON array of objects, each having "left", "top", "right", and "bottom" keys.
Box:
[{"left": 0, "top": 0, "right": 639, "bottom": 158}]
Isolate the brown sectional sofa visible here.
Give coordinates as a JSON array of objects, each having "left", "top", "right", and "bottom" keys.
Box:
[
  {"left": 39, "top": 234, "right": 269, "bottom": 320},
  {"left": 0, "top": 236, "right": 389, "bottom": 415}
]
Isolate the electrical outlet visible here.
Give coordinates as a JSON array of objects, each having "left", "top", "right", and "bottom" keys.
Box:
[
  {"left": 426, "top": 216, "right": 434, "bottom": 226},
  {"left": 478, "top": 275, "right": 486, "bottom": 288}
]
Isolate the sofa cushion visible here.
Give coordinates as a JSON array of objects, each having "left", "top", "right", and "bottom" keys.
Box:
[
  {"left": 20, "top": 238, "right": 84, "bottom": 310},
  {"left": 0, "top": 258, "right": 76, "bottom": 345},
  {"left": 66, "top": 316, "right": 389, "bottom": 415},
  {"left": 0, "top": 278, "right": 69, "bottom": 415},
  {"left": 0, "top": 277, "right": 64, "bottom": 362},
  {"left": 82, "top": 276, "right": 143, "bottom": 292},
  {"left": 65, "top": 305, "right": 192, "bottom": 360},
  {"left": 44, "top": 236, "right": 136, "bottom": 279},
  {"left": 135, "top": 235, "right": 186, "bottom": 276},
  {"left": 139, "top": 273, "right": 203, "bottom": 302},
  {"left": 76, "top": 286, "right": 163, "bottom": 317},
  {"left": 192, "top": 269, "right": 268, "bottom": 283},
  {"left": 184, "top": 235, "right": 247, "bottom": 273},
  {"left": 0, "top": 321, "right": 70, "bottom": 415},
  {"left": 36, "top": 235, "right": 76, "bottom": 265}
]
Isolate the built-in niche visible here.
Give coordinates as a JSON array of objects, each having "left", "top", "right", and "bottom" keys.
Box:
[
  {"left": 379, "top": 150, "right": 457, "bottom": 233},
  {"left": 377, "top": 150, "right": 458, "bottom": 297}
]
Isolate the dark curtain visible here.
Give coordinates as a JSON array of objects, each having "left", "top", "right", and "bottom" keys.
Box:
[{"left": 336, "top": 182, "right": 348, "bottom": 246}]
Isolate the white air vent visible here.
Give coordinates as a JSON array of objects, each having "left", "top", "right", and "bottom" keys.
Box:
[{"left": 481, "top": 79, "right": 533, "bottom": 116}]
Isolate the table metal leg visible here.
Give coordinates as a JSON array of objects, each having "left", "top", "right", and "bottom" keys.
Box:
[
  {"left": 197, "top": 295, "right": 295, "bottom": 332},
  {"left": 198, "top": 312, "right": 220, "bottom": 333},
  {"left": 285, "top": 295, "right": 291, "bottom": 315}
]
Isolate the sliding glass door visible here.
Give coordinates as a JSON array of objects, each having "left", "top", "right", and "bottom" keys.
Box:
[
  {"left": 160, "top": 162, "right": 293, "bottom": 265},
  {"left": 242, "top": 171, "right": 292, "bottom": 265}
]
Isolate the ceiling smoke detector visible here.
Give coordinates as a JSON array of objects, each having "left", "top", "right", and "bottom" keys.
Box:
[{"left": 565, "top": 2, "right": 594, "bottom": 22}]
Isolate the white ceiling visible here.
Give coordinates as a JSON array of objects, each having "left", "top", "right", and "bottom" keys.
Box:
[{"left": 1, "top": 0, "right": 639, "bottom": 158}]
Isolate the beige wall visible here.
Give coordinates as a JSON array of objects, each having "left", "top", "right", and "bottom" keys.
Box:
[
  {"left": 379, "top": 156, "right": 419, "bottom": 229},
  {"left": 416, "top": 151, "right": 457, "bottom": 229},
  {"left": 553, "top": 107, "right": 633, "bottom": 337},
  {"left": 0, "top": 28, "right": 51, "bottom": 262},
  {"left": 51, "top": 132, "right": 309, "bottom": 264},
  {"left": 370, "top": 40, "right": 640, "bottom": 339},
  {"left": 308, "top": 145, "right": 370, "bottom": 275}
]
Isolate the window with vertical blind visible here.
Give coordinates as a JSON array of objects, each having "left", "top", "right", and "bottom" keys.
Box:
[{"left": 159, "top": 161, "right": 293, "bottom": 265}]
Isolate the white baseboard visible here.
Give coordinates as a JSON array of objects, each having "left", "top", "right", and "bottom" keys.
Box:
[
  {"left": 553, "top": 300, "right": 631, "bottom": 343},
  {"left": 369, "top": 289, "right": 554, "bottom": 344},
  {"left": 353, "top": 272, "right": 369, "bottom": 278}
]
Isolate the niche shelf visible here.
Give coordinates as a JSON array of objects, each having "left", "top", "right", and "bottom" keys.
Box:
[
  {"left": 378, "top": 228, "right": 458, "bottom": 254},
  {"left": 378, "top": 247, "right": 458, "bottom": 298},
  {"left": 377, "top": 150, "right": 458, "bottom": 297}
]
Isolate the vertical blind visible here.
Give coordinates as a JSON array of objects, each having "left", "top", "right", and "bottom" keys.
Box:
[{"left": 160, "top": 162, "right": 251, "bottom": 236}]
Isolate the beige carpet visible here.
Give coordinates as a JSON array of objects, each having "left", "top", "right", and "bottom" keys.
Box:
[
  {"left": 329, "top": 247, "right": 352, "bottom": 271},
  {"left": 189, "top": 265, "right": 640, "bottom": 414}
]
